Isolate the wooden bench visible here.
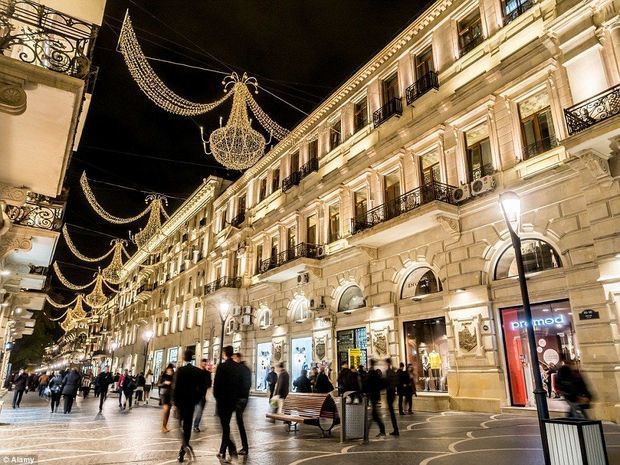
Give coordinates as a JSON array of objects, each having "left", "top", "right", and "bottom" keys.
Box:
[{"left": 266, "top": 392, "right": 340, "bottom": 436}]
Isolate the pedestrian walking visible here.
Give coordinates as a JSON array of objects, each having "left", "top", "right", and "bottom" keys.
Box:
[
  {"left": 135, "top": 372, "right": 146, "bottom": 405},
  {"left": 338, "top": 362, "right": 351, "bottom": 396},
  {"left": 384, "top": 358, "right": 400, "bottom": 435},
  {"left": 12, "top": 369, "right": 28, "bottom": 408},
  {"left": 266, "top": 367, "right": 277, "bottom": 399},
  {"left": 313, "top": 366, "right": 333, "bottom": 393},
  {"left": 95, "top": 367, "right": 114, "bottom": 413},
  {"left": 159, "top": 364, "right": 174, "bottom": 432},
  {"left": 397, "top": 362, "right": 407, "bottom": 415},
  {"left": 405, "top": 364, "right": 416, "bottom": 414},
  {"left": 118, "top": 369, "right": 129, "bottom": 408},
  {"left": 365, "top": 360, "right": 386, "bottom": 437},
  {"left": 61, "top": 367, "right": 81, "bottom": 414},
  {"left": 38, "top": 372, "right": 49, "bottom": 398},
  {"left": 172, "top": 350, "right": 206, "bottom": 463},
  {"left": 214, "top": 345, "right": 243, "bottom": 462},
  {"left": 121, "top": 371, "right": 136, "bottom": 410},
  {"left": 274, "top": 362, "right": 290, "bottom": 413},
  {"left": 293, "top": 369, "right": 312, "bottom": 393},
  {"left": 81, "top": 369, "right": 93, "bottom": 398},
  {"left": 192, "top": 359, "right": 212, "bottom": 433},
  {"left": 144, "top": 369, "right": 154, "bottom": 404},
  {"left": 556, "top": 362, "right": 592, "bottom": 419},
  {"left": 233, "top": 352, "right": 251, "bottom": 455},
  {"left": 48, "top": 372, "right": 63, "bottom": 413}
]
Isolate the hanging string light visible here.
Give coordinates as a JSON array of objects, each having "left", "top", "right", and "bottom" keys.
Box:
[
  {"left": 130, "top": 194, "right": 168, "bottom": 249},
  {"left": 53, "top": 262, "right": 97, "bottom": 290},
  {"left": 85, "top": 274, "right": 108, "bottom": 309},
  {"left": 101, "top": 240, "right": 130, "bottom": 285},
  {"left": 46, "top": 295, "right": 78, "bottom": 309}
]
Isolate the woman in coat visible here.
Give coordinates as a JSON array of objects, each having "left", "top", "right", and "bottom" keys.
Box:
[
  {"left": 61, "top": 368, "right": 81, "bottom": 414},
  {"left": 158, "top": 364, "right": 174, "bottom": 432},
  {"left": 48, "top": 372, "right": 63, "bottom": 413}
]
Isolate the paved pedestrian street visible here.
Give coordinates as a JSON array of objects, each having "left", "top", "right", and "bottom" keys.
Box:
[{"left": 0, "top": 392, "right": 619, "bottom": 465}]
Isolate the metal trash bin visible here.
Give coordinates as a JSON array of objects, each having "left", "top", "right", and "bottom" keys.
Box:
[
  {"left": 543, "top": 419, "right": 609, "bottom": 465},
  {"left": 340, "top": 391, "right": 368, "bottom": 443}
]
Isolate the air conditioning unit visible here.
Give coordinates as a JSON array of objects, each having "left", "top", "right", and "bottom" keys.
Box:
[
  {"left": 316, "top": 245, "right": 326, "bottom": 258},
  {"left": 243, "top": 305, "right": 252, "bottom": 315},
  {"left": 232, "top": 305, "right": 242, "bottom": 317},
  {"left": 297, "top": 272, "right": 310, "bottom": 284},
  {"left": 241, "top": 314, "right": 252, "bottom": 326},
  {"left": 453, "top": 183, "right": 471, "bottom": 203},
  {"left": 471, "top": 175, "right": 496, "bottom": 196}
]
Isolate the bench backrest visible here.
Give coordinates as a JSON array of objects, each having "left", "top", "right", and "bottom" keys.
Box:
[{"left": 282, "top": 393, "right": 338, "bottom": 419}]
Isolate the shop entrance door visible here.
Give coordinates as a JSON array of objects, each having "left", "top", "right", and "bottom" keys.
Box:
[
  {"left": 291, "top": 337, "right": 313, "bottom": 388},
  {"left": 500, "top": 299, "right": 577, "bottom": 409},
  {"left": 337, "top": 328, "right": 367, "bottom": 369}
]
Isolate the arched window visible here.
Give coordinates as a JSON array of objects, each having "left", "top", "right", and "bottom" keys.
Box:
[
  {"left": 259, "top": 308, "right": 272, "bottom": 328},
  {"left": 291, "top": 298, "right": 311, "bottom": 322},
  {"left": 338, "top": 285, "right": 366, "bottom": 312},
  {"left": 401, "top": 267, "right": 443, "bottom": 299},
  {"left": 494, "top": 239, "right": 561, "bottom": 280},
  {"left": 226, "top": 318, "right": 237, "bottom": 335}
]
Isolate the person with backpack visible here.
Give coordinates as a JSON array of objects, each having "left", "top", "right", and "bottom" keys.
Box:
[{"left": 48, "top": 372, "right": 63, "bottom": 413}]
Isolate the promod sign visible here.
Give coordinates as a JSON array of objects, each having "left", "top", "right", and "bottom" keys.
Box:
[{"left": 510, "top": 314, "right": 566, "bottom": 330}]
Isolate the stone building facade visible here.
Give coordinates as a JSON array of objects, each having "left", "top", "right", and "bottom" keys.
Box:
[{"left": 89, "top": 0, "right": 620, "bottom": 421}]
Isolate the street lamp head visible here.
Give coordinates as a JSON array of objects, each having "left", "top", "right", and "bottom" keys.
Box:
[
  {"left": 499, "top": 191, "right": 521, "bottom": 233},
  {"left": 143, "top": 329, "right": 154, "bottom": 341},
  {"left": 219, "top": 302, "right": 230, "bottom": 320},
  {"left": 110, "top": 341, "right": 118, "bottom": 351}
]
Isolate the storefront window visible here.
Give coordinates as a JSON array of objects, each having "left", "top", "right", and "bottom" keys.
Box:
[
  {"left": 403, "top": 318, "right": 449, "bottom": 392},
  {"left": 401, "top": 267, "right": 443, "bottom": 299},
  {"left": 167, "top": 347, "right": 178, "bottom": 367},
  {"left": 337, "top": 328, "right": 367, "bottom": 369},
  {"left": 495, "top": 239, "right": 561, "bottom": 280},
  {"left": 501, "top": 300, "right": 577, "bottom": 407},
  {"left": 338, "top": 286, "right": 366, "bottom": 312},
  {"left": 256, "top": 342, "right": 272, "bottom": 391},
  {"left": 291, "top": 337, "right": 313, "bottom": 388}
]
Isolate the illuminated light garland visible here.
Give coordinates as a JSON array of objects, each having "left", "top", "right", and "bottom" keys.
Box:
[
  {"left": 119, "top": 13, "right": 232, "bottom": 116},
  {"left": 53, "top": 262, "right": 96, "bottom": 290},
  {"left": 85, "top": 274, "right": 108, "bottom": 309},
  {"left": 131, "top": 194, "right": 167, "bottom": 249},
  {"left": 246, "top": 90, "right": 290, "bottom": 141},
  {"left": 62, "top": 225, "right": 118, "bottom": 262},
  {"left": 46, "top": 295, "right": 78, "bottom": 309},
  {"left": 47, "top": 308, "right": 70, "bottom": 321},
  {"left": 101, "top": 240, "right": 128, "bottom": 285}
]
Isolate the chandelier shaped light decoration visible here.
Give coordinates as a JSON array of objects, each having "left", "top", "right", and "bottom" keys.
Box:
[
  {"left": 46, "top": 294, "right": 89, "bottom": 333},
  {"left": 80, "top": 172, "right": 169, "bottom": 248},
  {"left": 52, "top": 263, "right": 117, "bottom": 309},
  {"left": 62, "top": 225, "right": 130, "bottom": 285},
  {"left": 118, "top": 13, "right": 290, "bottom": 170}
]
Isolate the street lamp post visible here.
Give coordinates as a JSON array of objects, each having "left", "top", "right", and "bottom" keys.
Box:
[
  {"left": 218, "top": 302, "right": 230, "bottom": 363},
  {"left": 142, "top": 330, "right": 154, "bottom": 373},
  {"left": 499, "top": 192, "right": 550, "bottom": 461},
  {"left": 109, "top": 341, "right": 118, "bottom": 371}
]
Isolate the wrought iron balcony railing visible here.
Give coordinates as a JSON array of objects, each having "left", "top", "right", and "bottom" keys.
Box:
[
  {"left": 373, "top": 97, "right": 403, "bottom": 128},
  {"left": 27, "top": 264, "right": 48, "bottom": 275},
  {"left": 564, "top": 84, "right": 620, "bottom": 136},
  {"left": 0, "top": 0, "right": 99, "bottom": 79},
  {"left": 351, "top": 181, "right": 458, "bottom": 235},
  {"left": 258, "top": 242, "right": 322, "bottom": 274},
  {"left": 503, "top": 0, "right": 533, "bottom": 26},
  {"left": 282, "top": 158, "right": 318, "bottom": 192},
  {"left": 522, "top": 134, "right": 558, "bottom": 160},
  {"left": 5, "top": 194, "right": 64, "bottom": 231},
  {"left": 471, "top": 163, "right": 495, "bottom": 181},
  {"left": 230, "top": 211, "right": 245, "bottom": 228},
  {"left": 459, "top": 34, "right": 484, "bottom": 57},
  {"left": 406, "top": 71, "right": 439, "bottom": 106},
  {"left": 204, "top": 276, "right": 242, "bottom": 294}
]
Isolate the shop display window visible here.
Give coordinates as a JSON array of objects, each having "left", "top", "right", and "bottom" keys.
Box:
[
  {"left": 501, "top": 299, "right": 577, "bottom": 407},
  {"left": 291, "top": 337, "right": 313, "bottom": 388},
  {"left": 337, "top": 327, "right": 367, "bottom": 369},
  {"left": 403, "top": 318, "right": 449, "bottom": 392},
  {"left": 256, "top": 342, "right": 272, "bottom": 390},
  {"left": 401, "top": 267, "right": 443, "bottom": 299}
]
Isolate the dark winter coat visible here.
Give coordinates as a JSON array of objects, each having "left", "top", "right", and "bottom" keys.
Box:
[
  {"left": 13, "top": 373, "right": 28, "bottom": 391},
  {"left": 293, "top": 375, "right": 312, "bottom": 393},
  {"left": 61, "top": 370, "right": 82, "bottom": 396},
  {"left": 274, "top": 369, "right": 290, "bottom": 399},
  {"left": 314, "top": 373, "right": 333, "bottom": 393}
]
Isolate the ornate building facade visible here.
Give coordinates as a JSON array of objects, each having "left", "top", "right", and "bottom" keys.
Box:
[{"left": 90, "top": 0, "right": 620, "bottom": 421}]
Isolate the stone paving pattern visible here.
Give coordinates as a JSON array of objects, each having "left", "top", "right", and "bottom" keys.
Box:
[{"left": 0, "top": 392, "right": 619, "bottom": 464}]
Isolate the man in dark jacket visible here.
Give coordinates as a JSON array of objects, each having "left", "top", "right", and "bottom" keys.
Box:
[
  {"left": 397, "top": 362, "right": 409, "bottom": 415},
  {"left": 365, "top": 360, "right": 386, "bottom": 437},
  {"left": 293, "top": 369, "right": 312, "bottom": 393},
  {"left": 61, "top": 368, "right": 81, "bottom": 414},
  {"left": 384, "top": 358, "right": 399, "bottom": 435},
  {"left": 233, "top": 352, "right": 251, "bottom": 455},
  {"left": 266, "top": 367, "right": 278, "bottom": 399},
  {"left": 214, "top": 346, "right": 243, "bottom": 461},
  {"left": 314, "top": 366, "right": 333, "bottom": 393},
  {"left": 95, "top": 367, "right": 114, "bottom": 413},
  {"left": 12, "top": 369, "right": 28, "bottom": 408},
  {"left": 173, "top": 350, "right": 206, "bottom": 463},
  {"left": 337, "top": 362, "right": 351, "bottom": 395},
  {"left": 192, "top": 358, "right": 212, "bottom": 433},
  {"left": 274, "top": 362, "right": 289, "bottom": 408}
]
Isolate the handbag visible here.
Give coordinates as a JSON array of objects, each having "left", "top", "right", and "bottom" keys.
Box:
[{"left": 43, "top": 387, "right": 51, "bottom": 397}]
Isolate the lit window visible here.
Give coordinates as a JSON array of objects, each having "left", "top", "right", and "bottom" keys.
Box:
[
  {"left": 259, "top": 309, "right": 272, "bottom": 328},
  {"left": 401, "top": 267, "right": 443, "bottom": 299},
  {"left": 328, "top": 203, "right": 340, "bottom": 243},
  {"left": 291, "top": 299, "right": 310, "bottom": 322},
  {"left": 354, "top": 98, "right": 368, "bottom": 132},
  {"left": 458, "top": 10, "right": 483, "bottom": 56},
  {"left": 338, "top": 285, "right": 366, "bottom": 312},
  {"left": 330, "top": 119, "right": 342, "bottom": 150},
  {"left": 465, "top": 124, "right": 494, "bottom": 181},
  {"left": 519, "top": 91, "right": 557, "bottom": 159},
  {"left": 495, "top": 239, "right": 561, "bottom": 280}
]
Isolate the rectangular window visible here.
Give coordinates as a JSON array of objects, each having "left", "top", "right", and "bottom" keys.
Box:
[
  {"left": 465, "top": 124, "right": 494, "bottom": 180},
  {"left": 328, "top": 203, "right": 340, "bottom": 242},
  {"left": 219, "top": 209, "right": 227, "bottom": 231},
  {"left": 458, "top": 10, "right": 483, "bottom": 56},
  {"left": 329, "top": 119, "right": 342, "bottom": 151},
  {"left": 382, "top": 73, "right": 399, "bottom": 103},
  {"left": 290, "top": 151, "right": 300, "bottom": 173},
  {"left": 403, "top": 317, "right": 449, "bottom": 393},
  {"left": 306, "top": 214, "right": 317, "bottom": 244},
  {"left": 384, "top": 172, "right": 401, "bottom": 219},
  {"left": 354, "top": 98, "right": 368, "bottom": 132},
  {"left": 258, "top": 177, "right": 267, "bottom": 202},
  {"left": 502, "top": 0, "right": 533, "bottom": 25},
  {"left": 420, "top": 151, "right": 441, "bottom": 184},
  {"left": 255, "top": 244, "right": 263, "bottom": 273},
  {"left": 354, "top": 190, "right": 367, "bottom": 219},
  {"left": 271, "top": 168, "right": 280, "bottom": 192},
  {"left": 270, "top": 236, "right": 278, "bottom": 258},
  {"left": 415, "top": 47, "right": 434, "bottom": 79},
  {"left": 232, "top": 256, "right": 241, "bottom": 278},
  {"left": 287, "top": 226, "right": 296, "bottom": 259},
  {"left": 238, "top": 194, "right": 246, "bottom": 214},
  {"left": 518, "top": 91, "right": 557, "bottom": 160},
  {"left": 308, "top": 139, "right": 318, "bottom": 160}
]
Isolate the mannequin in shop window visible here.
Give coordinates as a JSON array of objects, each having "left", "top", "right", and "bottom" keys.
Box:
[
  {"left": 429, "top": 349, "right": 441, "bottom": 391},
  {"left": 421, "top": 349, "right": 430, "bottom": 391}
]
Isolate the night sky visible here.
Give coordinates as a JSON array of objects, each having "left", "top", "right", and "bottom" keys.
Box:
[{"left": 51, "top": 1, "right": 432, "bottom": 303}]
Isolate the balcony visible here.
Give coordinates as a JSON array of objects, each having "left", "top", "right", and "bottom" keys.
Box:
[
  {"left": 522, "top": 135, "right": 558, "bottom": 160},
  {"left": 0, "top": 0, "right": 99, "bottom": 80},
  {"left": 282, "top": 158, "right": 319, "bottom": 192},
  {"left": 204, "top": 276, "right": 242, "bottom": 295},
  {"left": 5, "top": 193, "right": 64, "bottom": 231},
  {"left": 230, "top": 211, "right": 245, "bottom": 228},
  {"left": 373, "top": 97, "right": 403, "bottom": 128},
  {"left": 503, "top": 0, "right": 534, "bottom": 26},
  {"left": 564, "top": 84, "right": 620, "bottom": 136},
  {"left": 349, "top": 181, "right": 459, "bottom": 247},
  {"left": 258, "top": 242, "right": 323, "bottom": 282},
  {"left": 406, "top": 71, "right": 439, "bottom": 106}
]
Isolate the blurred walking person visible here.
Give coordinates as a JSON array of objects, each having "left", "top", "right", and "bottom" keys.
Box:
[
  {"left": 135, "top": 372, "right": 146, "bottom": 405},
  {"left": 274, "top": 362, "right": 290, "bottom": 413},
  {"left": 12, "top": 369, "right": 28, "bottom": 408},
  {"left": 293, "top": 369, "right": 312, "bottom": 393},
  {"left": 48, "top": 371, "right": 63, "bottom": 413},
  {"left": 214, "top": 346, "right": 242, "bottom": 462},
  {"left": 404, "top": 364, "right": 416, "bottom": 414},
  {"left": 38, "top": 371, "right": 49, "bottom": 398},
  {"left": 144, "top": 369, "right": 154, "bottom": 404},
  {"left": 233, "top": 352, "right": 251, "bottom": 455},
  {"left": 192, "top": 359, "right": 212, "bottom": 432},
  {"left": 266, "top": 367, "right": 277, "bottom": 399},
  {"left": 159, "top": 364, "right": 174, "bottom": 432},
  {"left": 81, "top": 369, "right": 93, "bottom": 398},
  {"left": 384, "top": 358, "right": 400, "bottom": 435},
  {"left": 314, "top": 366, "right": 333, "bottom": 393},
  {"left": 556, "top": 362, "right": 592, "bottom": 419},
  {"left": 61, "top": 367, "right": 81, "bottom": 414},
  {"left": 173, "top": 350, "right": 206, "bottom": 463},
  {"left": 95, "top": 367, "right": 113, "bottom": 413},
  {"left": 365, "top": 360, "right": 386, "bottom": 437}
]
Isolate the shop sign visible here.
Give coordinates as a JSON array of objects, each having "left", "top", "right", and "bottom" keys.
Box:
[
  {"left": 509, "top": 314, "right": 566, "bottom": 330},
  {"left": 348, "top": 348, "right": 362, "bottom": 368},
  {"left": 578, "top": 309, "right": 599, "bottom": 321}
]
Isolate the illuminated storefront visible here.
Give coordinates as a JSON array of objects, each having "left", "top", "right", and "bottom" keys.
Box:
[{"left": 403, "top": 318, "right": 449, "bottom": 392}]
